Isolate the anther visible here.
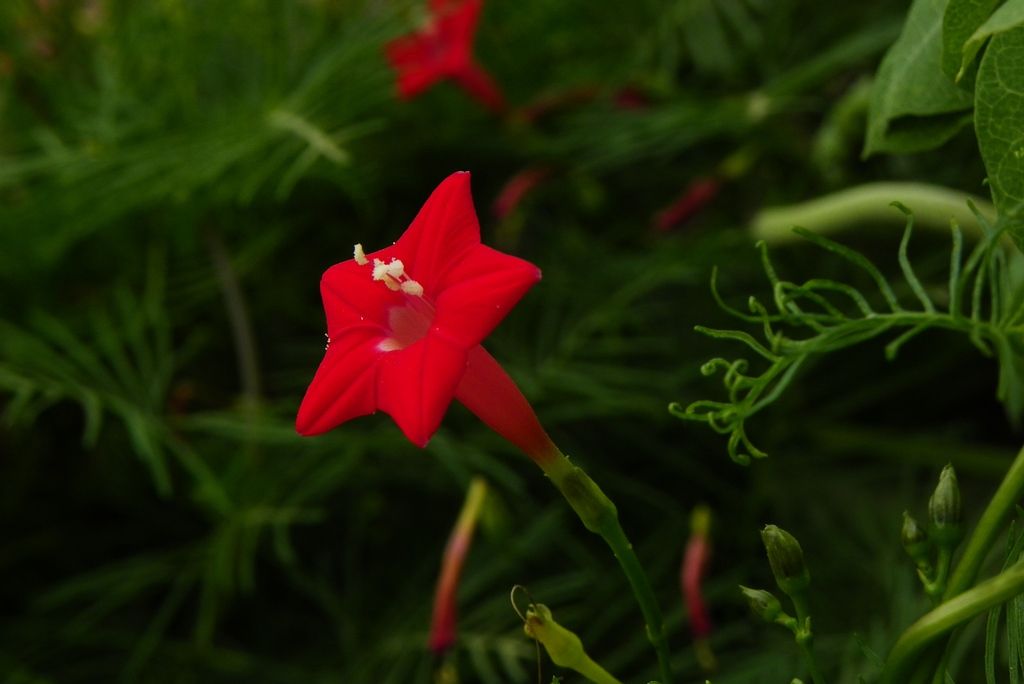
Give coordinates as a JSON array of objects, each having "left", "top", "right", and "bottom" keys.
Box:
[
  {"left": 354, "top": 243, "right": 369, "bottom": 266},
  {"left": 372, "top": 257, "right": 414, "bottom": 292},
  {"left": 401, "top": 279, "right": 424, "bottom": 296}
]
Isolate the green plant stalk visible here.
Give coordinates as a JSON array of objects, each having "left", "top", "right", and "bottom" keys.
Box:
[
  {"left": 906, "top": 445, "right": 1024, "bottom": 683},
  {"left": 574, "top": 656, "right": 623, "bottom": 684},
  {"left": 204, "top": 227, "right": 262, "bottom": 406},
  {"left": 790, "top": 593, "right": 826, "bottom": 684},
  {"left": 881, "top": 561, "right": 1024, "bottom": 683},
  {"left": 543, "top": 453, "right": 673, "bottom": 684},
  {"left": 925, "top": 546, "right": 953, "bottom": 605},
  {"left": 751, "top": 182, "right": 996, "bottom": 244},
  {"left": 945, "top": 444, "right": 1024, "bottom": 600}
]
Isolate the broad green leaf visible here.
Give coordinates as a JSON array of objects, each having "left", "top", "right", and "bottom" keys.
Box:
[
  {"left": 976, "top": 26, "right": 1024, "bottom": 221},
  {"left": 865, "top": 0, "right": 975, "bottom": 156},
  {"left": 959, "top": 0, "right": 1024, "bottom": 82},
  {"left": 871, "top": 110, "right": 974, "bottom": 155},
  {"left": 941, "top": 0, "right": 1001, "bottom": 85}
]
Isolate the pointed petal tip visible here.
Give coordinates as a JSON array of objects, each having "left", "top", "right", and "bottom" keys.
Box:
[
  {"left": 295, "top": 397, "right": 333, "bottom": 436},
  {"left": 442, "top": 169, "right": 472, "bottom": 187},
  {"left": 389, "top": 417, "right": 434, "bottom": 448},
  {"left": 295, "top": 412, "right": 320, "bottom": 437}
]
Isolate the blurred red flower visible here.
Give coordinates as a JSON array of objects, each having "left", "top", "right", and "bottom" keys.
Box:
[
  {"left": 653, "top": 177, "right": 721, "bottom": 232},
  {"left": 682, "top": 505, "right": 716, "bottom": 671},
  {"left": 492, "top": 166, "right": 550, "bottom": 219},
  {"left": 385, "top": 0, "right": 505, "bottom": 112},
  {"left": 429, "top": 477, "right": 488, "bottom": 655},
  {"left": 297, "top": 172, "right": 554, "bottom": 461}
]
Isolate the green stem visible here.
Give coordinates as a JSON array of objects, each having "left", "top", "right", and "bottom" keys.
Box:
[
  {"left": 791, "top": 594, "right": 826, "bottom": 684},
  {"left": 929, "top": 648, "right": 952, "bottom": 684},
  {"left": 575, "top": 656, "right": 624, "bottom": 684},
  {"left": 945, "top": 444, "right": 1024, "bottom": 600},
  {"left": 204, "top": 227, "right": 262, "bottom": 406},
  {"left": 906, "top": 444, "right": 1024, "bottom": 682},
  {"left": 881, "top": 561, "right": 1024, "bottom": 683},
  {"left": 751, "top": 182, "right": 996, "bottom": 245},
  {"left": 925, "top": 546, "right": 952, "bottom": 605},
  {"left": 543, "top": 453, "right": 674, "bottom": 684}
]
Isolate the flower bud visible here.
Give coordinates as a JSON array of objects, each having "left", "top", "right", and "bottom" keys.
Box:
[
  {"left": 929, "top": 464, "right": 963, "bottom": 547},
  {"left": 900, "top": 511, "right": 932, "bottom": 563},
  {"left": 523, "top": 603, "right": 619, "bottom": 683},
  {"left": 428, "top": 478, "right": 488, "bottom": 655},
  {"left": 761, "top": 525, "right": 810, "bottom": 597},
  {"left": 739, "top": 585, "right": 784, "bottom": 623}
]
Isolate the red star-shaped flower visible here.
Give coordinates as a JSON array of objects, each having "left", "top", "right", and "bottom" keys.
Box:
[
  {"left": 385, "top": 0, "right": 505, "bottom": 112},
  {"left": 297, "top": 172, "right": 556, "bottom": 463}
]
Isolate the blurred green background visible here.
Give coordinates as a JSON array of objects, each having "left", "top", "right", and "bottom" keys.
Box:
[{"left": 0, "top": 0, "right": 1017, "bottom": 682}]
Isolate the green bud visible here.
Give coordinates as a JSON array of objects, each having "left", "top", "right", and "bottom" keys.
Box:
[
  {"left": 900, "top": 511, "right": 932, "bottom": 565},
  {"left": 523, "top": 603, "right": 620, "bottom": 684},
  {"left": 929, "top": 464, "right": 963, "bottom": 547},
  {"left": 739, "top": 585, "right": 784, "bottom": 622},
  {"left": 761, "top": 524, "right": 810, "bottom": 597},
  {"left": 524, "top": 604, "right": 584, "bottom": 668}
]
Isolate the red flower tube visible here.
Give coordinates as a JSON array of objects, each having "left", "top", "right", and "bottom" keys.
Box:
[
  {"left": 385, "top": 0, "right": 505, "bottom": 113},
  {"left": 296, "top": 171, "right": 558, "bottom": 467},
  {"left": 429, "top": 477, "right": 488, "bottom": 654},
  {"left": 492, "top": 166, "right": 551, "bottom": 220},
  {"left": 653, "top": 177, "right": 721, "bottom": 232},
  {"left": 682, "top": 505, "right": 716, "bottom": 671}
]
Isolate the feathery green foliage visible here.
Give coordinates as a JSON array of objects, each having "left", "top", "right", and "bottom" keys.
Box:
[
  {"left": 2, "top": 0, "right": 1024, "bottom": 682},
  {"left": 676, "top": 205, "right": 1024, "bottom": 464}
]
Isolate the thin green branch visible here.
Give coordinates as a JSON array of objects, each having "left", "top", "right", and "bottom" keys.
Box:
[
  {"left": 752, "top": 183, "right": 996, "bottom": 245},
  {"left": 204, "top": 227, "right": 262, "bottom": 407},
  {"left": 946, "top": 445, "right": 1024, "bottom": 601},
  {"left": 882, "top": 561, "right": 1024, "bottom": 684}
]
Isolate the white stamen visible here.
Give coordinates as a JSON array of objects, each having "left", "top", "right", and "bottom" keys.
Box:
[
  {"left": 384, "top": 258, "right": 405, "bottom": 279},
  {"left": 400, "top": 279, "right": 424, "bottom": 296},
  {"left": 371, "top": 257, "right": 407, "bottom": 291},
  {"left": 354, "top": 243, "right": 368, "bottom": 265},
  {"left": 368, "top": 256, "right": 425, "bottom": 297}
]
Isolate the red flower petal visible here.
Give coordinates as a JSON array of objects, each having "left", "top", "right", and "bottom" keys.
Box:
[
  {"left": 376, "top": 331, "right": 468, "bottom": 447},
  {"left": 435, "top": 0, "right": 481, "bottom": 51},
  {"left": 393, "top": 172, "right": 482, "bottom": 295},
  {"left": 434, "top": 244, "right": 541, "bottom": 347},
  {"left": 395, "top": 68, "right": 439, "bottom": 99},
  {"left": 385, "top": 33, "right": 429, "bottom": 69},
  {"left": 452, "top": 63, "right": 506, "bottom": 113},
  {"left": 386, "top": 37, "right": 435, "bottom": 99},
  {"left": 320, "top": 254, "right": 403, "bottom": 336},
  {"left": 296, "top": 326, "right": 384, "bottom": 436}
]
